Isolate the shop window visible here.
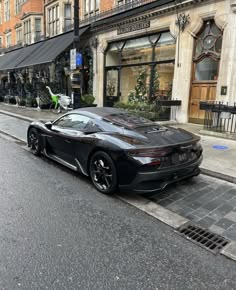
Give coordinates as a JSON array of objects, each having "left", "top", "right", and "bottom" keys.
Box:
[
  {"left": 104, "top": 32, "right": 176, "bottom": 106},
  {"left": 194, "top": 58, "right": 218, "bottom": 81},
  {"left": 122, "top": 37, "right": 152, "bottom": 65},
  {"left": 106, "top": 44, "right": 120, "bottom": 66},
  {"left": 106, "top": 69, "right": 118, "bottom": 97},
  {"left": 120, "top": 66, "right": 151, "bottom": 103},
  {"left": 155, "top": 32, "right": 176, "bottom": 61}
]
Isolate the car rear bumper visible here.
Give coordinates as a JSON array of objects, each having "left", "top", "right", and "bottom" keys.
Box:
[{"left": 120, "top": 155, "right": 203, "bottom": 193}]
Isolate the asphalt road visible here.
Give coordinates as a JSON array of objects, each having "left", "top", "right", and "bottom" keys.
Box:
[{"left": 0, "top": 136, "right": 236, "bottom": 290}]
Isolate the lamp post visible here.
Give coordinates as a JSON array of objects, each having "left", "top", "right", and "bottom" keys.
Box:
[{"left": 71, "top": 0, "right": 81, "bottom": 109}]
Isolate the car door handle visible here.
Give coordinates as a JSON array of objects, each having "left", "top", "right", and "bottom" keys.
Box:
[{"left": 65, "top": 139, "right": 71, "bottom": 143}]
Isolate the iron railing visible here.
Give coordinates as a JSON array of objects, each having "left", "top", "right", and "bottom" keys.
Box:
[
  {"left": 200, "top": 101, "right": 236, "bottom": 134},
  {"left": 80, "top": 0, "right": 157, "bottom": 26}
]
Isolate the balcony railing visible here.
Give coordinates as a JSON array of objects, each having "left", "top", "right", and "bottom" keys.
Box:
[{"left": 80, "top": 0, "right": 157, "bottom": 26}]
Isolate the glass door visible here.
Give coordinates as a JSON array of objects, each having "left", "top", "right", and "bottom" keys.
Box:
[{"left": 104, "top": 68, "right": 119, "bottom": 107}]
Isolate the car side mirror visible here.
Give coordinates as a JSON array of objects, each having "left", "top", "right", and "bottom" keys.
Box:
[
  {"left": 84, "top": 124, "right": 101, "bottom": 134},
  {"left": 45, "top": 121, "right": 52, "bottom": 130}
]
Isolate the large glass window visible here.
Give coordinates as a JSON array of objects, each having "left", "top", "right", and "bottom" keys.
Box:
[
  {"left": 155, "top": 32, "right": 176, "bottom": 61},
  {"left": 105, "top": 32, "right": 176, "bottom": 105}
]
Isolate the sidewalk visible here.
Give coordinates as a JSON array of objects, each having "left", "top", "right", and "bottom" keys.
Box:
[{"left": 0, "top": 102, "right": 235, "bottom": 184}]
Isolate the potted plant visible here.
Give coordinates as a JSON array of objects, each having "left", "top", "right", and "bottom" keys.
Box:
[{"left": 81, "top": 94, "right": 96, "bottom": 107}]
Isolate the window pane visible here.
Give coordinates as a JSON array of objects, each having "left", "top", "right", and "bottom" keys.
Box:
[
  {"left": 106, "top": 70, "right": 118, "bottom": 96},
  {"left": 122, "top": 37, "right": 152, "bottom": 64},
  {"left": 195, "top": 58, "right": 218, "bottom": 81},
  {"left": 106, "top": 44, "right": 119, "bottom": 66},
  {"left": 154, "top": 63, "right": 174, "bottom": 99},
  {"left": 95, "top": 0, "right": 100, "bottom": 9},
  {"left": 64, "top": 4, "right": 71, "bottom": 17},
  {"left": 120, "top": 66, "right": 151, "bottom": 103},
  {"left": 55, "top": 114, "right": 90, "bottom": 129},
  {"left": 155, "top": 32, "right": 176, "bottom": 61}
]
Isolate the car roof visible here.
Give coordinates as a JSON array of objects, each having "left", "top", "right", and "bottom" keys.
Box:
[
  {"left": 73, "top": 107, "right": 124, "bottom": 118},
  {"left": 73, "top": 107, "right": 153, "bottom": 128}
]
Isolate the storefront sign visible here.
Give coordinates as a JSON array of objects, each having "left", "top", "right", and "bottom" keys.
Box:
[
  {"left": 70, "top": 48, "right": 76, "bottom": 70},
  {"left": 117, "top": 21, "right": 150, "bottom": 35}
]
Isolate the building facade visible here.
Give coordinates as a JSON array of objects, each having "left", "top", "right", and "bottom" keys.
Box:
[
  {"left": 91, "top": 0, "right": 234, "bottom": 124},
  {"left": 0, "top": 0, "right": 235, "bottom": 125}
]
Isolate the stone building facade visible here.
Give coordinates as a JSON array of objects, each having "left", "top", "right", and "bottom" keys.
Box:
[{"left": 91, "top": 0, "right": 235, "bottom": 124}]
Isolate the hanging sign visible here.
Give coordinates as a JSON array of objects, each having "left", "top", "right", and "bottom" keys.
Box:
[{"left": 70, "top": 48, "right": 77, "bottom": 70}]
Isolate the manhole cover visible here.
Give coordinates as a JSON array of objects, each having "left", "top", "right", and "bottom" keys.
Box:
[{"left": 178, "top": 223, "right": 229, "bottom": 254}]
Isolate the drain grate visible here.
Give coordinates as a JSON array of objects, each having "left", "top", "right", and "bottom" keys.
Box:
[{"left": 178, "top": 223, "right": 229, "bottom": 254}]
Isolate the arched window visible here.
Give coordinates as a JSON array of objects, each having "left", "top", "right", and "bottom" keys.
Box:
[{"left": 193, "top": 20, "right": 223, "bottom": 81}]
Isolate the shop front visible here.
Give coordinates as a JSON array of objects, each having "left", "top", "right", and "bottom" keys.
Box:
[{"left": 104, "top": 31, "right": 176, "bottom": 107}]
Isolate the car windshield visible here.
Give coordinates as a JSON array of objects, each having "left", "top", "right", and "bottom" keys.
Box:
[{"left": 103, "top": 113, "right": 153, "bottom": 129}]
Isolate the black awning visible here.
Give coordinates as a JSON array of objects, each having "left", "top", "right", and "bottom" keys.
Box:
[
  {"left": 0, "top": 49, "right": 22, "bottom": 71},
  {"left": 0, "top": 26, "right": 89, "bottom": 71},
  {"left": 4, "top": 42, "right": 44, "bottom": 71},
  {"left": 16, "top": 26, "right": 88, "bottom": 69}
]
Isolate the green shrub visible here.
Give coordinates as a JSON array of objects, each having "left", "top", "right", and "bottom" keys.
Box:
[{"left": 81, "top": 94, "right": 95, "bottom": 105}]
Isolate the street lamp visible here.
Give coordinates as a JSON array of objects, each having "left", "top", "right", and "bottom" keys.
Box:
[{"left": 71, "top": 0, "right": 81, "bottom": 109}]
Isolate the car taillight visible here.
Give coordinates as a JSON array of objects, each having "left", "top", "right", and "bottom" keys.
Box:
[{"left": 128, "top": 148, "right": 171, "bottom": 158}]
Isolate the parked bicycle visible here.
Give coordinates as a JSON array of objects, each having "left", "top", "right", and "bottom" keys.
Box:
[{"left": 46, "top": 86, "right": 72, "bottom": 114}]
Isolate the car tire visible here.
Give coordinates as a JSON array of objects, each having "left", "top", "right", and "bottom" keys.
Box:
[
  {"left": 28, "top": 128, "right": 41, "bottom": 156},
  {"left": 89, "top": 151, "right": 117, "bottom": 195}
]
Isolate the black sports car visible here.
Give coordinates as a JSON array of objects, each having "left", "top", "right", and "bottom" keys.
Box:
[{"left": 27, "top": 107, "right": 203, "bottom": 194}]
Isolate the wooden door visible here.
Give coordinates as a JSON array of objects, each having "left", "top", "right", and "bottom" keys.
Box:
[{"left": 189, "top": 82, "right": 216, "bottom": 124}]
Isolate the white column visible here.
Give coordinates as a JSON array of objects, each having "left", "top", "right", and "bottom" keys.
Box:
[
  {"left": 217, "top": 4, "right": 236, "bottom": 104},
  {"left": 172, "top": 31, "right": 194, "bottom": 123}
]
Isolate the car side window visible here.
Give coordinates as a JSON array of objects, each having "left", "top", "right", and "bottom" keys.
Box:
[{"left": 54, "top": 114, "right": 91, "bottom": 131}]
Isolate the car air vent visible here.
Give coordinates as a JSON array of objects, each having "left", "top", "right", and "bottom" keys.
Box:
[
  {"left": 146, "top": 127, "right": 167, "bottom": 134},
  {"left": 177, "top": 223, "right": 229, "bottom": 254}
]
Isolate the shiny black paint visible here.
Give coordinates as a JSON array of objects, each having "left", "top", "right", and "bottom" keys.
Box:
[{"left": 27, "top": 108, "right": 203, "bottom": 192}]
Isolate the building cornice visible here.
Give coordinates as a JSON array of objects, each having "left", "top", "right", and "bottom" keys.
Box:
[{"left": 91, "top": 0, "right": 217, "bottom": 34}]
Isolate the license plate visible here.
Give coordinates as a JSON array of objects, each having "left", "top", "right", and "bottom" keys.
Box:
[{"left": 179, "top": 152, "right": 188, "bottom": 162}]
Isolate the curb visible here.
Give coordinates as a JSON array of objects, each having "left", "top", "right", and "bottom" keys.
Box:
[
  {"left": 117, "top": 194, "right": 236, "bottom": 262},
  {"left": 0, "top": 110, "right": 34, "bottom": 122},
  {"left": 200, "top": 167, "right": 236, "bottom": 185}
]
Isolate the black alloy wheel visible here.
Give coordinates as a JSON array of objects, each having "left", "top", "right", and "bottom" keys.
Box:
[
  {"left": 28, "top": 128, "right": 41, "bottom": 156},
  {"left": 89, "top": 151, "right": 117, "bottom": 194}
]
